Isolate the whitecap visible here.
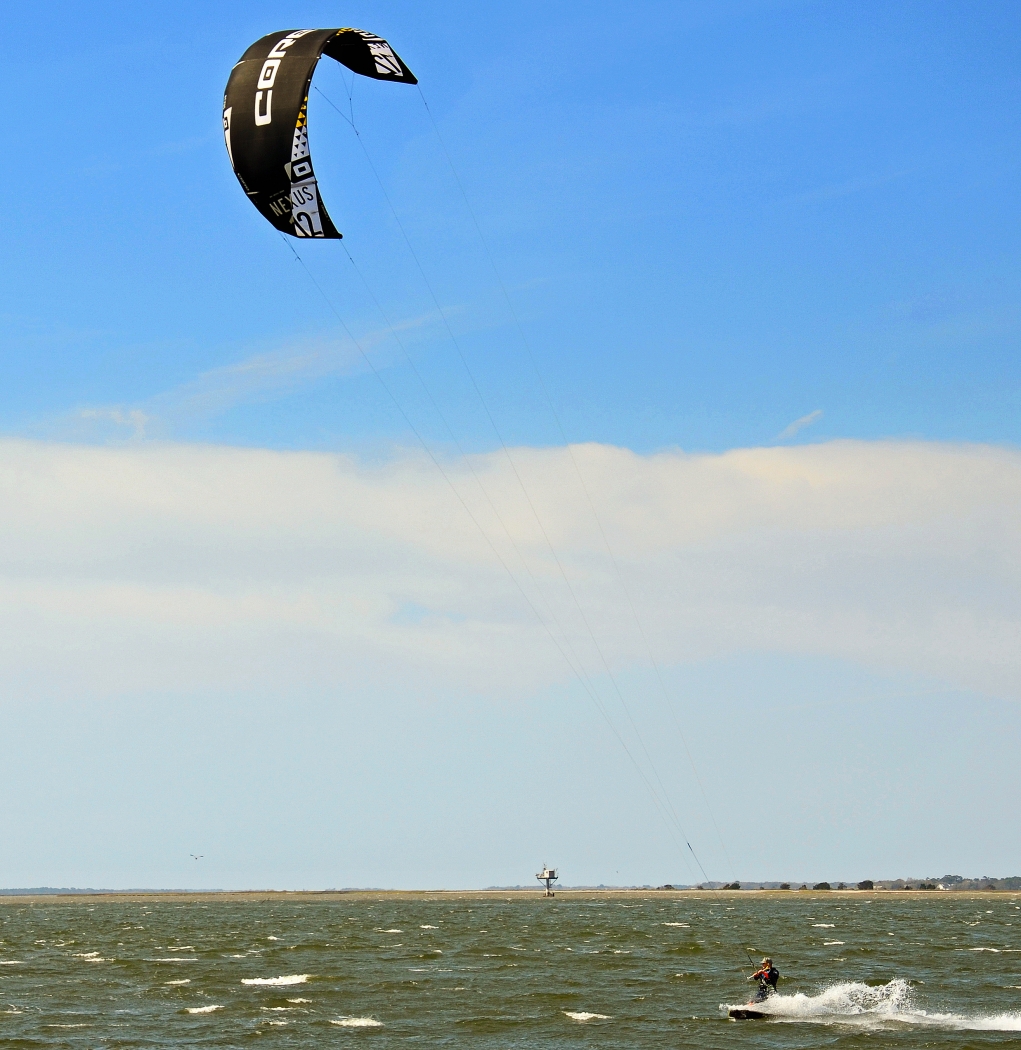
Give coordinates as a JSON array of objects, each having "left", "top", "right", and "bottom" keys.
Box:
[
  {"left": 420, "top": 925, "right": 438, "bottom": 929},
  {"left": 186, "top": 1005, "right": 223, "bottom": 1014},
  {"left": 267, "top": 936, "right": 278, "bottom": 941},
  {"left": 811, "top": 923, "right": 836, "bottom": 928},
  {"left": 331, "top": 1017, "right": 383, "bottom": 1027},
  {"left": 0, "top": 961, "right": 24, "bottom": 965},
  {"left": 564, "top": 1011, "right": 612, "bottom": 1022},
  {"left": 165, "top": 979, "right": 191, "bottom": 986},
  {"left": 663, "top": 922, "right": 689, "bottom": 927},
  {"left": 241, "top": 974, "right": 310, "bottom": 986},
  {"left": 287, "top": 997, "right": 311, "bottom": 1003},
  {"left": 823, "top": 941, "right": 845, "bottom": 946}
]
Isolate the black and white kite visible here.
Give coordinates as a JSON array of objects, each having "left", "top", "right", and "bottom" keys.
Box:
[{"left": 223, "top": 29, "right": 416, "bottom": 238}]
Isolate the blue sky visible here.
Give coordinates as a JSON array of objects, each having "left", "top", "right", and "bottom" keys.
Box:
[
  {"left": 1, "top": 1, "right": 1020, "bottom": 889},
  {"left": 6, "top": 0, "right": 1019, "bottom": 450}
]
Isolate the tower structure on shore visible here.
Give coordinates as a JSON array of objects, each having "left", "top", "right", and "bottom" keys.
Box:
[{"left": 536, "top": 865, "right": 558, "bottom": 897}]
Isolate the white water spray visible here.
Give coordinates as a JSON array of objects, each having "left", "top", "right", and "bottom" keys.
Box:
[{"left": 723, "top": 979, "right": 1021, "bottom": 1031}]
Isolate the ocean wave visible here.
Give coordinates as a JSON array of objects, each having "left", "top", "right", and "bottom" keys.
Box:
[
  {"left": 564, "top": 1011, "right": 612, "bottom": 1022},
  {"left": 331, "top": 1017, "right": 383, "bottom": 1027},
  {"left": 186, "top": 1005, "right": 223, "bottom": 1014},
  {"left": 723, "top": 979, "right": 1021, "bottom": 1031},
  {"left": 241, "top": 974, "right": 310, "bottom": 986}
]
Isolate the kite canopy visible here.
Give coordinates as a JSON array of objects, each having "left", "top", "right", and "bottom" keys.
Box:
[{"left": 223, "top": 28, "right": 417, "bottom": 238}]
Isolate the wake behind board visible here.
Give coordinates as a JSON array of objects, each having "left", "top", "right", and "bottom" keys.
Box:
[{"left": 728, "top": 1005, "right": 770, "bottom": 1019}]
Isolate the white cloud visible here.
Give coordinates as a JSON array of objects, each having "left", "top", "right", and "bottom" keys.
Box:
[
  {"left": 1, "top": 436, "right": 1019, "bottom": 703},
  {"left": 151, "top": 340, "right": 363, "bottom": 419},
  {"left": 48, "top": 310, "right": 444, "bottom": 442},
  {"left": 77, "top": 407, "right": 149, "bottom": 438},
  {"left": 776, "top": 408, "right": 822, "bottom": 440}
]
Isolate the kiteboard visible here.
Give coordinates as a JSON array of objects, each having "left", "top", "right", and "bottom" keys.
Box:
[{"left": 728, "top": 1004, "right": 770, "bottom": 1020}]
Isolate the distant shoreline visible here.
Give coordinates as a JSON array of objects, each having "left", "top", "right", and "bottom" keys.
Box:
[{"left": 1, "top": 887, "right": 1015, "bottom": 904}]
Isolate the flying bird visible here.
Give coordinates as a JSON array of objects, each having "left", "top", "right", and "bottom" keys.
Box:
[{"left": 190, "top": 854, "right": 203, "bottom": 860}]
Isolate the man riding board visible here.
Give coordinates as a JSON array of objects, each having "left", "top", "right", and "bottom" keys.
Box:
[{"left": 749, "top": 957, "right": 779, "bottom": 1001}]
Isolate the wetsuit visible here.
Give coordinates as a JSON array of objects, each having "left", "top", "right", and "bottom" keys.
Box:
[{"left": 751, "top": 965, "right": 779, "bottom": 1001}]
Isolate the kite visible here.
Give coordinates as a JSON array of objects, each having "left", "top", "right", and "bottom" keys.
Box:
[{"left": 223, "top": 29, "right": 416, "bottom": 238}]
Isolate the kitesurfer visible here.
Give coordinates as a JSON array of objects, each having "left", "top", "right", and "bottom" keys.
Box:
[{"left": 749, "top": 957, "right": 779, "bottom": 1001}]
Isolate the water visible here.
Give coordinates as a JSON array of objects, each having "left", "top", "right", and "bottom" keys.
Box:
[{"left": 2, "top": 891, "right": 1021, "bottom": 1047}]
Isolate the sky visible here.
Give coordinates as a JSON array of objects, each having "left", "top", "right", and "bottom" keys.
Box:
[{"left": 1, "top": 0, "right": 1019, "bottom": 890}]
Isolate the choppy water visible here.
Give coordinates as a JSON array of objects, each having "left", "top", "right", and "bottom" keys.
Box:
[{"left": 2, "top": 892, "right": 1021, "bottom": 1047}]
